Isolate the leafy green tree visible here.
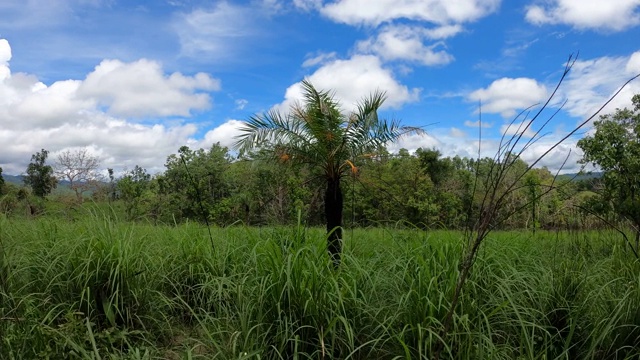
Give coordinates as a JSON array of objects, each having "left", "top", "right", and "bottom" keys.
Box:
[
  {"left": 235, "top": 80, "right": 422, "bottom": 265},
  {"left": 162, "top": 144, "right": 232, "bottom": 225},
  {"left": 349, "top": 149, "right": 438, "bottom": 227},
  {"left": 524, "top": 171, "right": 540, "bottom": 232},
  {"left": 226, "top": 154, "right": 320, "bottom": 225},
  {"left": 107, "top": 168, "right": 116, "bottom": 202},
  {"left": 416, "top": 148, "right": 453, "bottom": 186},
  {"left": 118, "top": 165, "right": 151, "bottom": 220},
  {"left": 578, "top": 94, "right": 640, "bottom": 247},
  {"left": 24, "top": 149, "right": 57, "bottom": 198}
]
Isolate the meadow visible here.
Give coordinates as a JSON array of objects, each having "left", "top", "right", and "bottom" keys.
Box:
[{"left": 1, "top": 208, "right": 639, "bottom": 359}]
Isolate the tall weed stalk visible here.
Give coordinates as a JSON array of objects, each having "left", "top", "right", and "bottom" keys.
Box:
[{"left": 435, "top": 57, "right": 640, "bottom": 359}]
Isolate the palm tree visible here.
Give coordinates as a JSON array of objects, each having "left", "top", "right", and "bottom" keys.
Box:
[{"left": 235, "top": 80, "right": 423, "bottom": 266}]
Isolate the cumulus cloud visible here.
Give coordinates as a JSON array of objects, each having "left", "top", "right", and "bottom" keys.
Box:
[
  {"left": 356, "top": 25, "right": 454, "bottom": 66},
  {"left": 0, "top": 38, "right": 10, "bottom": 80},
  {"left": 320, "top": 0, "right": 501, "bottom": 27},
  {"left": 468, "top": 77, "right": 548, "bottom": 118},
  {"left": 200, "top": 119, "right": 245, "bottom": 149},
  {"left": 78, "top": 59, "right": 219, "bottom": 117},
  {"left": 388, "top": 132, "right": 441, "bottom": 153},
  {"left": 519, "top": 138, "right": 584, "bottom": 173},
  {"left": 277, "top": 55, "right": 420, "bottom": 113},
  {"left": 0, "top": 116, "right": 201, "bottom": 175},
  {"left": 0, "top": 39, "right": 222, "bottom": 175},
  {"left": 297, "top": 2, "right": 484, "bottom": 70},
  {"left": 8, "top": 79, "right": 95, "bottom": 130},
  {"left": 525, "top": 0, "right": 640, "bottom": 31},
  {"left": 627, "top": 51, "right": 640, "bottom": 73}
]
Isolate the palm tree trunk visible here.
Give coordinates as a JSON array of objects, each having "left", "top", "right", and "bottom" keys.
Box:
[{"left": 325, "top": 176, "right": 343, "bottom": 267}]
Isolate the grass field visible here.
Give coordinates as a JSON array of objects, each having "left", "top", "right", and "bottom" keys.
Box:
[{"left": 1, "top": 208, "right": 639, "bottom": 359}]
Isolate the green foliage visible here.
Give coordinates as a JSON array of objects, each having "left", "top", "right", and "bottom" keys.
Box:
[
  {"left": 160, "top": 143, "right": 233, "bottom": 225},
  {"left": 9, "top": 144, "right": 576, "bottom": 231},
  {"left": 225, "top": 156, "right": 321, "bottom": 226},
  {"left": 117, "top": 165, "right": 151, "bottom": 221},
  {"left": 0, "top": 183, "right": 24, "bottom": 216},
  {"left": 23, "top": 149, "right": 57, "bottom": 198},
  {"left": 578, "top": 94, "right": 640, "bottom": 241}
]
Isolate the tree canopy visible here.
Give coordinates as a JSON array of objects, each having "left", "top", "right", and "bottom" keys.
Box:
[
  {"left": 24, "top": 149, "right": 57, "bottom": 198},
  {"left": 578, "top": 94, "right": 640, "bottom": 246}
]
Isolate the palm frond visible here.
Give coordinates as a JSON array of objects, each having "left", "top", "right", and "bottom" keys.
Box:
[
  {"left": 234, "top": 109, "right": 311, "bottom": 153},
  {"left": 234, "top": 79, "right": 426, "bottom": 180}
]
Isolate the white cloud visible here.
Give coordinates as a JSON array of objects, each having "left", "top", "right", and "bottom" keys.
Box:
[
  {"left": 468, "top": 77, "right": 548, "bottom": 118},
  {"left": 388, "top": 133, "right": 441, "bottom": 154},
  {"left": 390, "top": 130, "right": 482, "bottom": 162},
  {"left": 261, "top": 0, "right": 285, "bottom": 12},
  {"left": 200, "top": 119, "right": 245, "bottom": 149},
  {"left": 9, "top": 79, "right": 95, "bottom": 130},
  {"left": 387, "top": 123, "right": 581, "bottom": 173},
  {"left": 626, "top": 51, "right": 640, "bottom": 73},
  {"left": 0, "top": 117, "right": 200, "bottom": 175},
  {"left": 519, "top": 138, "right": 584, "bottom": 173},
  {"left": 0, "top": 39, "right": 222, "bottom": 175},
  {"left": 400, "top": 126, "right": 584, "bottom": 173},
  {"left": 294, "top": 0, "right": 323, "bottom": 11},
  {"left": 356, "top": 25, "right": 454, "bottom": 66},
  {"left": 174, "top": 2, "right": 259, "bottom": 60},
  {"left": 0, "top": 38, "right": 10, "bottom": 80},
  {"left": 464, "top": 120, "right": 493, "bottom": 128},
  {"left": 450, "top": 127, "right": 466, "bottom": 137},
  {"left": 320, "top": 0, "right": 501, "bottom": 27},
  {"left": 78, "top": 59, "right": 219, "bottom": 117},
  {"left": 235, "top": 99, "right": 248, "bottom": 110},
  {"left": 0, "top": 0, "right": 88, "bottom": 29},
  {"left": 561, "top": 51, "right": 640, "bottom": 120},
  {"left": 423, "top": 24, "right": 464, "bottom": 39},
  {"left": 500, "top": 120, "right": 536, "bottom": 138},
  {"left": 278, "top": 55, "right": 420, "bottom": 113},
  {"left": 525, "top": 0, "right": 640, "bottom": 32},
  {"left": 302, "top": 52, "right": 338, "bottom": 67}
]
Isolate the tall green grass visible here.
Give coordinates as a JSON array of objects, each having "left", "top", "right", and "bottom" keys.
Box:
[{"left": 1, "top": 211, "right": 639, "bottom": 359}]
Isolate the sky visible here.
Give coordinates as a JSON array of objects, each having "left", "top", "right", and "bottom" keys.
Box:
[{"left": 1, "top": 0, "right": 640, "bottom": 176}]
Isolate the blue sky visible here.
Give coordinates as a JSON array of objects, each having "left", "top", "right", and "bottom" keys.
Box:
[{"left": 1, "top": 0, "right": 639, "bottom": 175}]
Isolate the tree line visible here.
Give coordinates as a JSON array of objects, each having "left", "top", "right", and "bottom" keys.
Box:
[
  {"left": 0, "top": 140, "right": 612, "bottom": 230},
  {"left": 1, "top": 92, "right": 638, "bottom": 242}
]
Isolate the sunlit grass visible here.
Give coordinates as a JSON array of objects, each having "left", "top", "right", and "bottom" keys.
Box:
[{"left": 1, "top": 211, "right": 639, "bottom": 359}]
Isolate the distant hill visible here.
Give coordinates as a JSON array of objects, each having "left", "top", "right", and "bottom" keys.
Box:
[
  {"left": 558, "top": 172, "right": 603, "bottom": 181},
  {"left": 1, "top": 174, "right": 74, "bottom": 193},
  {"left": 2, "top": 174, "right": 24, "bottom": 185}
]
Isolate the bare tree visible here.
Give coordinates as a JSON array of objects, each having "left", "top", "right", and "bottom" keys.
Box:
[{"left": 55, "top": 148, "right": 100, "bottom": 202}]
